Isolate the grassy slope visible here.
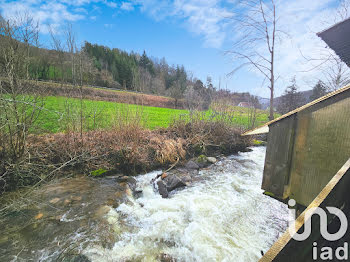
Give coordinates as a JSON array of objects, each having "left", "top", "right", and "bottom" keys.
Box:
[
  {"left": 32, "top": 80, "right": 179, "bottom": 109},
  {"left": 227, "top": 106, "right": 273, "bottom": 127},
  {"left": 36, "top": 96, "right": 188, "bottom": 133},
  {"left": 88, "top": 85, "right": 171, "bottom": 99},
  {"left": 34, "top": 96, "right": 274, "bottom": 133}
]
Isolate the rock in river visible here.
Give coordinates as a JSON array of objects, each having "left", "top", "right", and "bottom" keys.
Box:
[
  {"left": 164, "top": 175, "right": 187, "bottom": 192},
  {"left": 117, "top": 176, "right": 137, "bottom": 193},
  {"left": 156, "top": 173, "right": 189, "bottom": 198},
  {"left": 185, "top": 160, "right": 199, "bottom": 170},
  {"left": 206, "top": 157, "right": 217, "bottom": 164},
  {"left": 157, "top": 180, "right": 168, "bottom": 198}
]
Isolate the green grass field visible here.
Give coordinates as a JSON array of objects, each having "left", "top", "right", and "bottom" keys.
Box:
[{"left": 34, "top": 96, "right": 273, "bottom": 133}]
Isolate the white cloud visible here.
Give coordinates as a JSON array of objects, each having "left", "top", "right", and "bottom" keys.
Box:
[
  {"left": 0, "top": 0, "right": 116, "bottom": 34},
  {"left": 105, "top": 1, "right": 117, "bottom": 8},
  {"left": 120, "top": 2, "right": 134, "bottom": 11},
  {"left": 0, "top": 0, "right": 85, "bottom": 34},
  {"left": 0, "top": 0, "right": 232, "bottom": 48},
  {"left": 173, "top": 0, "right": 233, "bottom": 48},
  {"left": 59, "top": 0, "right": 101, "bottom": 6},
  {"left": 134, "top": 0, "right": 232, "bottom": 48},
  {"left": 104, "top": 23, "right": 114, "bottom": 28},
  {"left": 135, "top": 0, "right": 173, "bottom": 20},
  {"left": 74, "top": 7, "right": 88, "bottom": 14}
]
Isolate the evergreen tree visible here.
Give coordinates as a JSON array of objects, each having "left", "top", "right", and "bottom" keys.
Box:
[
  {"left": 206, "top": 76, "right": 213, "bottom": 89},
  {"left": 310, "top": 80, "right": 328, "bottom": 101},
  {"left": 277, "top": 77, "right": 305, "bottom": 114}
]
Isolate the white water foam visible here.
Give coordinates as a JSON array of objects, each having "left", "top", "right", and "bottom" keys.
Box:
[{"left": 85, "top": 147, "right": 289, "bottom": 262}]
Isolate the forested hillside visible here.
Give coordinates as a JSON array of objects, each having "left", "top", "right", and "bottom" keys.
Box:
[
  {"left": 19, "top": 38, "right": 259, "bottom": 110},
  {"left": 0, "top": 13, "right": 260, "bottom": 111},
  {"left": 83, "top": 42, "right": 190, "bottom": 94},
  {"left": 26, "top": 41, "right": 189, "bottom": 94}
]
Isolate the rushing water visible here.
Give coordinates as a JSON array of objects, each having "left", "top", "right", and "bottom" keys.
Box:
[
  {"left": 0, "top": 147, "right": 289, "bottom": 262},
  {"left": 85, "top": 147, "right": 289, "bottom": 262}
]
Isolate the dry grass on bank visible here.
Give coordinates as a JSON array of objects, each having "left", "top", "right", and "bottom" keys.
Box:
[
  {"left": 0, "top": 114, "right": 251, "bottom": 194},
  {"left": 31, "top": 81, "right": 185, "bottom": 109}
]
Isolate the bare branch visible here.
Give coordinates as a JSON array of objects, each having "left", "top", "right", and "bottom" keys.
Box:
[{"left": 227, "top": 0, "right": 283, "bottom": 120}]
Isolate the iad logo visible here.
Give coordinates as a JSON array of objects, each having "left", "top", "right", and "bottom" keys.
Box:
[
  {"left": 288, "top": 199, "right": 348, "bottom": 241},
  {"left": 288, "top": 199, "right": 348, "bottom": 260}
]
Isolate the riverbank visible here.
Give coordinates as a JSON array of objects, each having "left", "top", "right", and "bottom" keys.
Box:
[
  {"left": 0, "top": 116, "right": 252, "bottom": 194},
  {"left": 0, "top": 147, "right": 289, "bottom": 262}
]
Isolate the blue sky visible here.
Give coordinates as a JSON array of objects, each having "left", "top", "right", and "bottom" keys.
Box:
[{"left": 0, "top": 0, "right": 346, "bottom": 97}]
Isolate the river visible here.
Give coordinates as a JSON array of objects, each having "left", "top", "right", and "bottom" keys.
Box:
[{"left": 0, "top": 146, "right": 289, "bottom": 262}]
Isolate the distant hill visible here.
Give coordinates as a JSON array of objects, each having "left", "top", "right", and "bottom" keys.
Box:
[
  {"left": 257, "top": 89, "right": 313, "bottom": 110},
  {"left": 257, "top": 97, "right": 270, "bottom": 110}
]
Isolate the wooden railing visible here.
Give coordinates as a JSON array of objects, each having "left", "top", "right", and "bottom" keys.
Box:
[{"left": 260, "top": 158, "right": 350, "bottom": 262}]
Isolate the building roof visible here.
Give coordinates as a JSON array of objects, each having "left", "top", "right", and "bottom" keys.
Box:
[
  {"left": 238, "top": 102, "right": 251, "bottom": 107},
  {"left": 242, "top": 84, "right": 350, "bottom": 136},
  {"left": 317, "top": 17, "right": 350, "bottom": 67}
]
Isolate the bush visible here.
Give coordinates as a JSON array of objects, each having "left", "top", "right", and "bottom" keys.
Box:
[
  {"left": 167, "top": 111, "right": 251, "bottom": 156},
  {"left": 0, "top": 109, "right": 251, "bottom": 194}
]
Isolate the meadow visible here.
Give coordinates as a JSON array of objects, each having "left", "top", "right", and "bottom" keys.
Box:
[{"left": 34, "top": 96, "right": 273, "bottom": 133}]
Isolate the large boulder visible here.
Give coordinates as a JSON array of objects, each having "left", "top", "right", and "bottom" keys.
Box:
[
  {"left": 157, "top": 180, "right": 168, "bottom": 198},
  {"left": 164, "top": 175, "right": 187, "bottom": 192},
  {"left": 175, "top": 167, "right": 198, "bottom": 176},
  {"left": 185, "top": 160, "right": 199, "bottom": 170},
  {"left": 156, "top": 168, "right": 200, "bottom": 197},
  {"left": 178, "top": 173, "right": 192, "bottom": 183}
]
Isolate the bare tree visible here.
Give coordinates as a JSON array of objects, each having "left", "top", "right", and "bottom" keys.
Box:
[
  {"left": 336, "top": 0, "right": 350, "bottom": 20},
  {"left": 16, "top": 12, "right": 39, "bottom": 80},
  {"left": 139, "top": 67, "right": 152, "bottom": 105},
  {"left": 323, "top": 56, "right": 350, "bottom": 91},
  {"left": 132, "top": 66, "right": 140, "bottom": 92},
  {"left": 49, "top": 26, "right": 65, "bottom": 84},
  {"left": 65, "top": 23, "right": 77, "bottom": 85},
  {"left": 318, "top": 0, "right": 350, "bottom": 91},
  {"left": 227, "top": 0, "right": 284, "bottom": 120},
  {"left": 184, "top": 85, "right": 202, "bottom": 111},
  {"left": 169, "top": 81, "right": 183, "bottom": 109},
  {"left": 326, "top": 0, "right": 350, "bottom": 90},
  {"left": 77, "top": 47, "right": 95, "bottom": 86},
  {"left": 0, "top": 14, "right": 43, "bottom": 160},
  {"left": 247, "top": 95, "right": 262, "bottom": 128}
]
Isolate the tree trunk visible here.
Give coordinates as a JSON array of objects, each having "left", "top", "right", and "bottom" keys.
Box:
[
  {"left": 72, "top": 56, "right": 74, "bottom": 85},
  {"left": 269, "top": 82, "right": 274, "bottom": 121},
  {"left": 269, "top": 59, "right": 275, "bottom": 121},
  {"left": 268, "top": 3, "right": 276, "bottom": 121}
]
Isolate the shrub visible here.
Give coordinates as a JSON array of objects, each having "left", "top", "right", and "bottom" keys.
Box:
[{"left": 0, "top": 110, "right": 251, "bottom": 194}]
